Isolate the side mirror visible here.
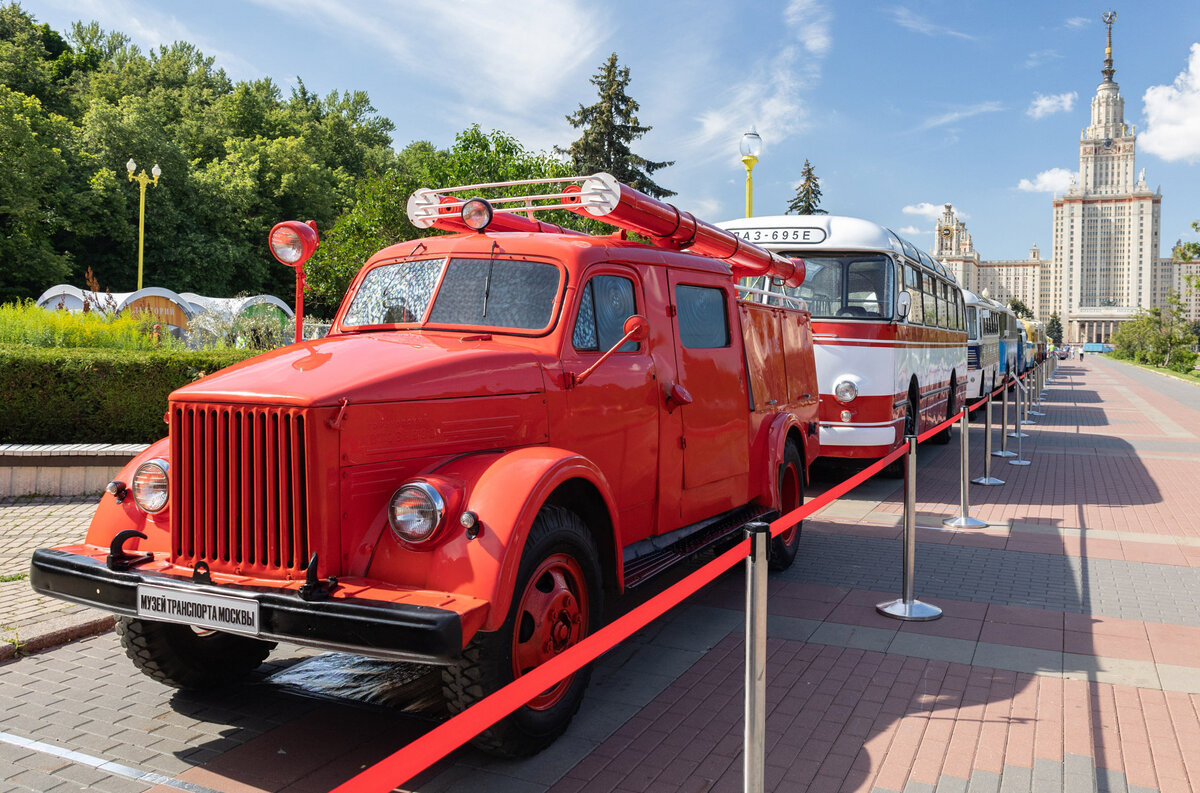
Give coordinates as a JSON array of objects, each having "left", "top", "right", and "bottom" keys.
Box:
[
  {"left": 896, "top": 291, "right": 911, "bottom": 320},
  {"left": 572, "top": 314, "right": 649, "bottom": 387}
]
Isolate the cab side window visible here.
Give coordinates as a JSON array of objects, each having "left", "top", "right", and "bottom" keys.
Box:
[
  {"left": 573, "top": 275, "right": 639, "bottom": 352},
  {"left": 675, "top": 284, "right": 730, "bottom": 349}
]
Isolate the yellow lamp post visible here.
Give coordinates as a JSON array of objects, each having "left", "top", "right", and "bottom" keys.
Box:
[
  {"left": 739, "top": 129, "right": 762, "bottom": 218},
  {"left": 126, "top": 159, "right": 161, "bottom": 290}
]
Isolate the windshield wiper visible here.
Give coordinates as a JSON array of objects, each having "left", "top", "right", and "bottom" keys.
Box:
[{"left": 481, "top": 241, "right": 498, "bottom": 319}]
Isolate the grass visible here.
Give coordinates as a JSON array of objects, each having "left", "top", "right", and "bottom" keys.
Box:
[
  {"left": 0, "top": 573, "right": 29, "bottom": 583},
  {"left": 0, "top": 300, "right": 184, "bottom": 351}
]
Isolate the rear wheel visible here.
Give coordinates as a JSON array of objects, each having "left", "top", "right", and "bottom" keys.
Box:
[
  {"left": 441, "top": 505, "right": 602, "bottom": 757},
  {"left": 768, "top": 441, "right": 804, "bottom": 572},
  {"left": 116, "top": 617, "right": 276, "bottom": 690}
]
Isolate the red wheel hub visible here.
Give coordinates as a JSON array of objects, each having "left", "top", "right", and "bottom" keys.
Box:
[{"left": 512, "top": 553, "right": 589, "bottom": 711}]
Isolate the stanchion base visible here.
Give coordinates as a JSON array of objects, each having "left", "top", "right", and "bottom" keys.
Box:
[
  {"left": 1029, "top": 410, "right": 1045, "bottom": 417},
  {"left": 1020, "top": 420, "right": 1036, "bottom": 426},
  {"left": 991, "top": 450, "right": 1017, "bottom": 458},
  {"left": 972, "top": 475, "right": 1006, "bottom": 485},
  {"left": 1007, "top": 432, "right": 1029, "bottom": 439},
  {"left": 1008, "top": 459, "right": 1031, "bottom": 466},
  {"left": 943, "top": 515, "right": 988, "bottom": 528},
  {"left": 876, "top": 599, "right": 942, "bottom": 621}
]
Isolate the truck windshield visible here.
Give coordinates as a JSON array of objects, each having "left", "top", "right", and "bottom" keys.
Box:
[
  {"left": 342, "top": 256, "right": 562, "bottom": 331},
  {"left": 775, "top": 253, "right": 894, "bottom": 319}
]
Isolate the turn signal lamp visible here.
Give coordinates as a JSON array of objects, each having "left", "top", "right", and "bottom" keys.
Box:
[{"left": 461, "top": 198, "right": 494, "bottom": 231}]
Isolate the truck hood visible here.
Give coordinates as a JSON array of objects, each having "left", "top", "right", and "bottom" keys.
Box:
[{"left": 171, "top": 332, "right": 546, "bottom": 407}]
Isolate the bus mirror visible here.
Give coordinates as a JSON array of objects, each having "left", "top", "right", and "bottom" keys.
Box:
[{"left": 896, "top": 291, "right": 911, "bottom": 320}]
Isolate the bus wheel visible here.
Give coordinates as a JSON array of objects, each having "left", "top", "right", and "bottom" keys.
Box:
[
  {"left": 882, "top": 391, "right": 918, "bottom": 478},
  {"left": 441, "top": 506, "right": 602, "bottom": 757},
  {"left": 768, "top": 441, "right": 804, "bottom": 572}
]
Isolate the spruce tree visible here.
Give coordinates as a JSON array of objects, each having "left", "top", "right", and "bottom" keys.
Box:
[
  {"left": 1046, "top": 312, "right": 1063, "bottom": 346},
  {"left": 786, "top": 159, "right": 827, "bottom": 215},
  {"left": 559, "top": 53, "right": 674, "bottom": 198}
]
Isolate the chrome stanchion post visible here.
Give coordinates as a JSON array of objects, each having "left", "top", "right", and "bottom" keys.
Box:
[
  {"left": 1010, "top": 380, "right": 1031, "bottom": 467},
  {"left": 973, "top": 390, "right": 1005, "bottom": 485},
  {"left": 877, "top": 436, "right": 942, "bottom": 620},
  {"left": 744, "top": 521, "right": 769, "bottom": 793},
  {"left": 995, "top": 379, "right": 1016, "bottom": 456},
  {"left": 1031, "top": 363, "right": 1046, "bottom": 414},
  {"left": 1019, "top": 372, "right": 1035, "bottom": 427},
  {"left": 945, "top": 410, "right": 987, "bottom": 528},
  {"left": 1008, "top": 374, "right": 1029, "bottom": 439}
]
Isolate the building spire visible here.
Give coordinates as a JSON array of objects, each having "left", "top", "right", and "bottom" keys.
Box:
[{"left": 1101, "top": 11, "right": 1117, "bottom": 83}]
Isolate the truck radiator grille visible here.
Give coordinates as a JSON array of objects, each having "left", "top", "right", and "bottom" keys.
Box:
[{"left": 170, "top": 405, "right": 310, "bottom": 575}]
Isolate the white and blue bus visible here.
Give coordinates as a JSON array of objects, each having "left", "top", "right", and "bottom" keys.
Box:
[{"left": 963, "top": 290, "right": 1000, "bottom": 404}]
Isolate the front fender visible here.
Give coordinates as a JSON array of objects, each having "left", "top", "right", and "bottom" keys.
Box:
[
  {"left": 83, "top": 437, "right": 171, "bottom": 552},
  {"left": 367, "top": 447, "right": 620, "bottom": 636}
]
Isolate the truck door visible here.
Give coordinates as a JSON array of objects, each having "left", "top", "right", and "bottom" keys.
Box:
[
  {"left": 666, "top": 271, "right": 750, "bottom": 525},
  {"left": 561, "top": 267, "right": 659, "bottom": 545}
]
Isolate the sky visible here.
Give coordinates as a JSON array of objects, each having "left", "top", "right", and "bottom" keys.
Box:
[{"left": 23, "top": 0, "right": 1200, "bottom": 261}]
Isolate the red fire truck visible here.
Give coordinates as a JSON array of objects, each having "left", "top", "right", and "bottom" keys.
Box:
[{"left": 31, "top": 173, "right": 820, "bottom": 756}]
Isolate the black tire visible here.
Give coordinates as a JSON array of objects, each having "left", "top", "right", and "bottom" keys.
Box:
[
  {"left": 769, "top": 441, "right": 804, "bottom": 572},
  {"left": 441, "top": 505, "right": 602, "bottom": 757},
  {"left": 932, "top": 378, "right": 955, "bottom": 444},
  {"left": 882, "top": 390, "right": 918, "bottom": 478},
  {"left": 116, "top": 617, "right": 276, "bottom": 690}
]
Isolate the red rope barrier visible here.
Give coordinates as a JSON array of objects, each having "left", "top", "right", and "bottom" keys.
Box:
[
  {"left": 917, "top": 409, "right": 964, "bottom": 444},
  {"left": 332, "top": 441, "right": 914, "bottom": 792}
]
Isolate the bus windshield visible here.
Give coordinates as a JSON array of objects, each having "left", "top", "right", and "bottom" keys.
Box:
[{"left": 779, "top": 253, "right": 894, "bottom": 319}]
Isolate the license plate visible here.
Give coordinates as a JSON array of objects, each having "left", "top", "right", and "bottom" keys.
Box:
[{"left": 136, "top": 583, "right": 261, "bottom": 636}]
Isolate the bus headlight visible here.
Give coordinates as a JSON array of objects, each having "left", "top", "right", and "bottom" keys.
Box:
[
  {"left": 131, "top": 459, "right": 170, "bottom": 514},
  {"left": 388, "top": 482, "right": 445, "bottom": 543},
  {"left": 834, "top": 380, "right": 858, "bottom": 403}
]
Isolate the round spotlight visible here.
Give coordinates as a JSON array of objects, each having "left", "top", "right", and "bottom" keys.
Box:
[{"left": 461, "top": 198, "right": 494, "bottom": 231}]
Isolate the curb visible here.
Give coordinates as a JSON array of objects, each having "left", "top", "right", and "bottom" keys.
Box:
[{"left": 0, "top": 612, "right": 116, "bottom": 663}]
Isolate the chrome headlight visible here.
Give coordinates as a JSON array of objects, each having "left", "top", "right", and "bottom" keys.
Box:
[
  {"left": 131, "top": 459, "right": 170, "bottom": 514},
  {"left": 388, "top": 482, "right": 445, "bottom": 543},
  {"left": 834, "top": 380, "right": 859, "bottom": 403}
]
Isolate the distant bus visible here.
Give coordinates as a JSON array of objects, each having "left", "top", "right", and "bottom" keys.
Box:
[
  {"left": 963, "top": 290, "right": 1000, "bottom": 403},
  {"left": 717, "top": 215, "right": 968, "bottom": 472},
  {"left": 985, "top": 299, "right": 1020, "bottom": 381}
]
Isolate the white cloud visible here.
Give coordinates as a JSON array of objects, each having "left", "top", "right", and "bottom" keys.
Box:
[
  {"left": 1017, "top": 168, "right": 1074, "bottom": 193},
  {"left": 902, "top": 203, "right": 943, "bottom": 220},
  {"left": 1024, "top": 50, "right": 1062, "bottom": 69},
  {"left": 1027, "top": 92, "right": 1077, "bottom": 119},
  {"left": 682, "top": 0, "right": 832, "bottom": 164},
  {"left": 245, "top": 0, "right": 608, "bottom": 117},
  {"left": 1065, "top": 17, "right": 1090, "bottom": 30},
  {"left": 891, "top": 8, "right": 974, "bottom": 41},
  {"left": 918, "top": 101, "right": 1003, "bottom": 130},
  {"left": 897, "top": 225, "right": 923, "bottom": 235},
  {"left": 1141, "top": 43, "right": 1200, "bottom": 164}
]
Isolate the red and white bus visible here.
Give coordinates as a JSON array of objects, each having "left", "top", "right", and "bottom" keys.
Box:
[{"left": 718, "top": 215, "right": 967, "bottom": 471}]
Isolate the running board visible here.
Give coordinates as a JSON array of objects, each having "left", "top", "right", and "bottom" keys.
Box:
[{"left": 622, "top": 506, "right": 776, "bottom": 589}]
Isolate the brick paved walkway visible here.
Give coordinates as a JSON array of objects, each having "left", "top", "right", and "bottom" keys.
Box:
[
  {"left": 0, "top": 497, "right": 113, "bottom": 661},
  {"left": 1, "top": 356, "right": 1198, "bottom": 793}
]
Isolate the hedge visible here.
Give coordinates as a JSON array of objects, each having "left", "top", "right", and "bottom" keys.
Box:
[{"left": 0, "top": 345, "right": 259, "bottom": 444}]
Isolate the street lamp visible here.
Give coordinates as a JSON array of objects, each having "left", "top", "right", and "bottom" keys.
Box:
[
  {"left": 739, "top": 128, "right": 762, "bottom": 218},
  {"left": 126, "top": 159, "right": 162, "bottom": 290}
]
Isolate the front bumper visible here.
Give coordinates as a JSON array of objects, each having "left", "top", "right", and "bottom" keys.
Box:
[{"left": 30, "top": 548, "right": 463, "bottom": 664}]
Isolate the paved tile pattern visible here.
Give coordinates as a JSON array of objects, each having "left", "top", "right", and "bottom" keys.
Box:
[{"left": 0, "top": 496, "right": 112, "bottom": 656}]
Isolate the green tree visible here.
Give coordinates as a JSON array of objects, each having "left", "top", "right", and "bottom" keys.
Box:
[
  {"left": 1007, "top": 297, "right": 1033, "bottom": 319},
  {"left": 1045, "top": 312, "right": 1063, "bottom": 346},
  {"left": 305, "top": 126, "right": 582, "bottom": 315},
  {"left": 786, "top": 159, "right": 827, "bottom": 215},
  {"left": 1173, "top": 220, "right": 1200, "bottom": 262},
  {"left": 1110, "top": 291, "right": 1197, "bottom": 373},
  {"left": 558, "top": 53, "right": 673, "bottom": 198}
]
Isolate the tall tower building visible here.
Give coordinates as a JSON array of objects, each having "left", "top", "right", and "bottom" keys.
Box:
[
  {"left": 1051, "top": 11, "right": 1163, "bottom": 344},
  {"left": 935, "top": 204, "right": 979, "bottom": 292}
]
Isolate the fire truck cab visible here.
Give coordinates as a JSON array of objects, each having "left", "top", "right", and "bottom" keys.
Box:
[{"left": 31, "top": 174, "right": 820, "bottom": 756}]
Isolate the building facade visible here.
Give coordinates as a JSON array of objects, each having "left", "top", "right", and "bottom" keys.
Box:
[{"left": 935, "top": 14, "right": 1181, "bottom": 344}]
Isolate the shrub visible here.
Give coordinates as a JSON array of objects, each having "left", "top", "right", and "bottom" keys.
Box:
[
  {"left": 0, "top": 301, "right": 183, "bottom": 351},
  {"left": 0, "top": 345, "right": 258, "bottom": 443}
]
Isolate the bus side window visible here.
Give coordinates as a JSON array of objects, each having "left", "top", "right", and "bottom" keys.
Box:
[
  {"left": 904, "top": 265, "right": 924, "bottom": 324},
  {"left": 923, "top": 274, "right": 938, "bottom": 327},
  {"left": 936, "top": 281, "right": 949, "bottom": 329}
]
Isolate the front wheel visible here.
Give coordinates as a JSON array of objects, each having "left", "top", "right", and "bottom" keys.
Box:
[
  {"left": 116, "top": 617, "right": 276, "bottom": 690},
  {"left": 441, "top": 505, "right": 602, "bottom": 757},
  {"left": 768, "top": 441, "right": 804, "bottom": 571}
]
